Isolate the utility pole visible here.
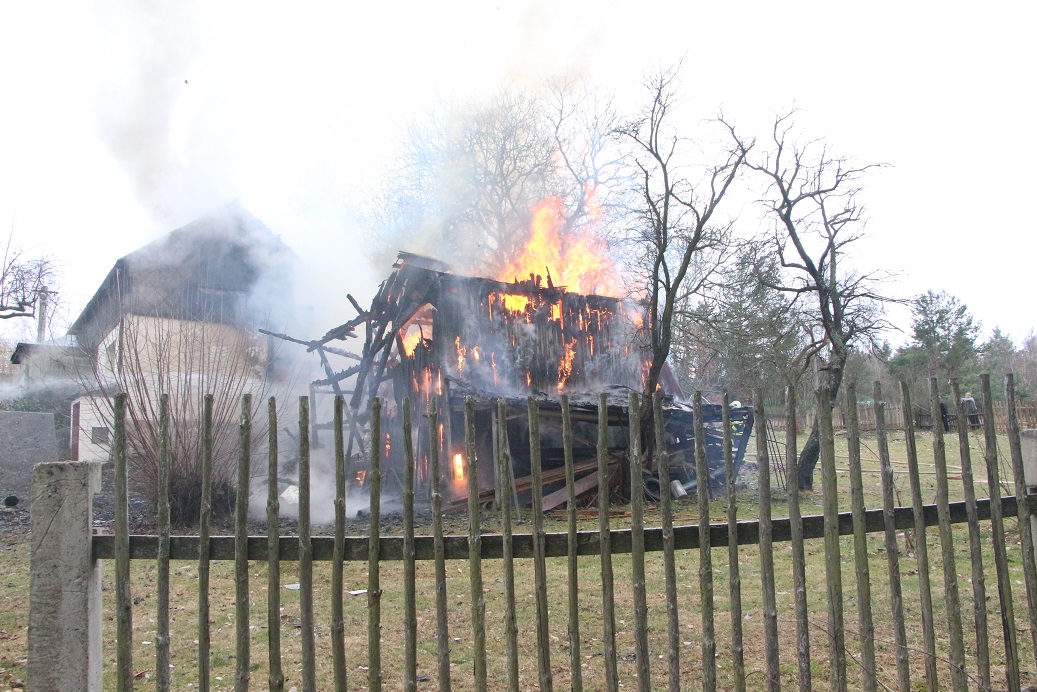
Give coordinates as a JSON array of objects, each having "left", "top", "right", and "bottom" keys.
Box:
[{"left": 36, "top": 286, "right": 49, "bottom": 342}]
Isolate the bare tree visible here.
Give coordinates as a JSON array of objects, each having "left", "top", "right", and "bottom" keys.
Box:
[
  {"left": 1, "top": 234, "right": 53, "bottom": 321},
  {"left": 726, "top": 111, "right": 893, "bottom": 489},
  {"left": 369, "top": 84, "right": 626, "bottom": 281},
  {"left": 546, "top": 78, "right": 627, "bottom": 239},
  {"left": 618, "top": 66, "right": 746, "bottom": 401},
  {"left": 370, "top": 88, "right": 557, "bottom": 275}
]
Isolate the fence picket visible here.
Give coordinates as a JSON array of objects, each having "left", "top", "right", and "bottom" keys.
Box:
[
  {"left": 654, "top": 391, "right": 679, "bottom": 692},
  {"left": 199, "top": 395, "right": 213, "bottom": 691},
  {"left": 724, "top": 392, "right": 746, "bottom": 692},
  {"left": 298, "top": 396, "right": 316, "bottom": 692},
  {"left": 754, "top": 390, "right": 781, "bottom": 691},
  {"left": 785, "top": 386, "right": 810, "bottom": 692},
  {"left": 928, "top": 378, "right": 968, "bottom": 690},
  {"left": 980, "top": 375, "right": 1020, "bottom": 692},
  {"left": 900, "top": 381, "right": 939, "bottom": 689},
  {"left": 114, "top": 392, "right": 133, "bottom": 692},
  {"left": 528, "top": 397, "right": 554, "bottom": 691},
  {"left": 951, "top": 379, "right": 990, "bottom": 689},
  {"left": 562, "top": 395, "right": 584, "bottom": 692},
  {"left": 874, "top": 383, "right": 911, "bottom": 691},
  {"left": 268, "top": 397, "right": 285, "bottom": 691},
  {"left": 368, "top": 397, "right": 383, "bottom": 691},
  {"left": 497, "top": 399, "right": 519, "bottom": 691},
  {"left": 628, "top": 392, "right": 651, "bottom": 691},
  {"left": 156, "top": 394, "right": 172, "bottom": 690},
  {"left": 846, "top": 384, "right": 876, "bottom": 691},
  {"left": 597, "top": 393, "right": 620, "bottom": 692},
  {"left": 428, "top": 404, "right": 452, "bottom": 691},
  {"left": 1005, "top": 374, "right": 1037, "bottom": 674},
  {"left": 694, "top": 392, "right": 716, "bottom": 691},
  {"left": 402, "top": 400, "right": 418, "bottom": 690},
  {"left": 464, "top": 397, "right": 487, "bottom": 689},
  {"left": 331, "top": 396, "right": 345, "bottom": 692},
  {"left": 818, "top": 385, "right": 847, "bottom": 691}
]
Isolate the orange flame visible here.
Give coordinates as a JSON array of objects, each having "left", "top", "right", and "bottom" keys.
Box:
[
  {"left": 557, "top": 338, "right": 577, "bottom": 391},
  {"left": 496, "top": 195, "right": 617, "bottom": 296},
  {"left": 453, "top": 453, "right": 465, "bottom": 481},
  {"left": 455, "top": 336, "right": 466, "bottom": 375},
  {"left": 501, "top": 294, "right": 530, "bottom": 313},
  {"left": 400, "top": 329, "right": 422, "bottom": 356}
]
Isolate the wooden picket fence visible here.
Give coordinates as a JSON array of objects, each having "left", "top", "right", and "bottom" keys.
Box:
[
  {"left": 86, "top": 373, "right": 1037, "bottom": 691},
  {"left": 770, "top": 398, "right": 1037, "bottom": 435}
]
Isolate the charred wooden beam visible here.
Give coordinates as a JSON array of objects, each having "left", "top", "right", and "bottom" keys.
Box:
[{"left": 260, "top": 329, "right": 360, "bottom": 360}]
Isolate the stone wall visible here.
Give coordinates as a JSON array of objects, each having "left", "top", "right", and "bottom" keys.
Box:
[{"left": 0, "top": 411, "right": 58, "bottom": 506}]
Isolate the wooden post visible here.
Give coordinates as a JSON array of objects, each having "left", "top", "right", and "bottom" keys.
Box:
[
  {"left": 597, "top": 393, "right": 619, "bottom": 692},
  {"left": 156, "top": 394, "right": 171, "bottom": 690},
  {"left": 980, "top": 374, "right": 1020, "bottom": 692},
  {"left": 230, "top": 394, "right": 251, "bottom": 690},
  {"left": 368, "top": 397, "right": 383, "bottom": 692},
  {"left": 497, "top": 399, "right": 519, "bottom": 691},
  {"left": 655, "top": 392, "right": 679, "bottom": 692},
  {"left": 493, "top": 406, "right": 503, "bottom": 519},
  {"left": 628, "top": 392, "right": 651, "bottom": 691},
  {"left": 900, "top": 381, "right": 939, "bottom": 688},
  {"left": 694, "top": 392, "right": 716, "bottom": 691},
  {"left": 785, "top": 385, "right": 810, "bottom": 692},
  {"left": 114, "top": 393, "right": 133, "bottom": 692},
  {"left": 724, "top": 393, "right": 746, "bottom": 692},
  {"left": 403, "top": 399, "right": 418, "bottom": 692},
  {"left": 428, "top": 404, "right": 452, "bottom": 690},
  {"left": 330, "top": 396, "right": 345, "bottom": 691},
  {"left": 845, "top": 383, "right": 876, "bottom": 691},
  {"left": 928, "top": 377, "right": 967, "bottom": 689},
  {"left": 754, "top": 390, "right": 780, "bottom": 691},
  {"left": 562, "top": 394, "right": 584, "bottom": 692},
  {"left": 267, "top": 397, "right": 285, "bottom": 691},
  {"left": 874, "top": 383, "right": 911, "bottom": 691},
  {"left": 465, "top": 397, "right": 487, "bottom": 689},
  {"left": 818, "top": 384, "right": 847, "bottom": 690},
  {"left": 1005, "top": 373, "right": 1037, "bottom": 674},
  {"left": 951, "top": 379, "right": 990, "bottom": 690},
  {"left": 528, "top": 397, "right": 554, "bottom": 691},
  {"left": 299, "top": 396, "right": 316, "bottom": 692}
]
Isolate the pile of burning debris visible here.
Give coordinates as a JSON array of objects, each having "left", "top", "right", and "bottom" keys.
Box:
[{"left": 266, "top": 251, "right": 753, "bottom": 510}]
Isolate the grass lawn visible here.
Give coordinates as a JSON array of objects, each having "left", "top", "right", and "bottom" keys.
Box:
[{"left": 3, "top": 427, "right": 1037, "bottom": 689}]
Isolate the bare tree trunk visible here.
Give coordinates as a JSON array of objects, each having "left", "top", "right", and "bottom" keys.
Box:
[{"left": 797, "top": 352, "right": 847, "bottom": 490}]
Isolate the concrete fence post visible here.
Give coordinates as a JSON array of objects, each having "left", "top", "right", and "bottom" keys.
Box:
[{"left": 28, "top": 461, "right": 103, "bottom": 691}]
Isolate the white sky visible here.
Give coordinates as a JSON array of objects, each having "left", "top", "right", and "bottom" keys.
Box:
[{"left": 1, "top": 1, "right": 1034, "bottom": 346}]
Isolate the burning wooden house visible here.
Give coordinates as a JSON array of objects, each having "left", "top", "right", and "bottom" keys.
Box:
[{"left": 268, "top": 251, "right": 753, "bottom": 509}]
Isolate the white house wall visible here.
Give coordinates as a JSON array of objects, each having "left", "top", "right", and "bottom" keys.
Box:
[{"left": 72, "top": 395, "right": 111, "bottom": 462}]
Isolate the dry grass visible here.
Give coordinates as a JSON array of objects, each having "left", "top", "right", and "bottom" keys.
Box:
[{"left": 3, "top": 428, "right": 1037, "bottom": 689}]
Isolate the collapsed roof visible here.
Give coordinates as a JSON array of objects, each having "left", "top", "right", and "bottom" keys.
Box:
[{"left": 268, "top": 252, "right": 752, "bottom": 506}]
